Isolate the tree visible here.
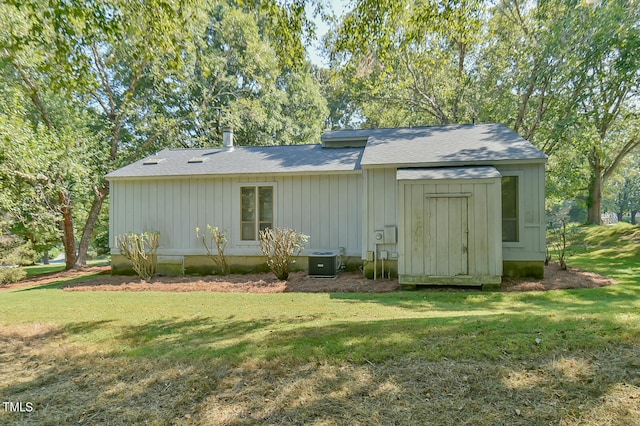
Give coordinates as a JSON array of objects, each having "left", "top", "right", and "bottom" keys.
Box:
[
  {"left": 0, "top": 58, "right": 96, "bottom": 268},
  {"left": 313, "top": 66, "right": 362, "bottom": 129},
  {"left": 329, "top": 0, "right": 485, "bottom": 127},
  {"left": 1, "top": 0, "right": 326, "bottom": 269},
  {"left": 475, "top": 0, "right": 640, "bottom": 224},
  {"left": 184, "top": 5, "right": 327, "bottom": 147},
  {"left": 577, "top": 2, "right": 640, "bottom": 225},
  {"left": 328, "top": 0, "right": 640, "bottom": 224},
  {"left": 478, "top": 0, "right": 580, "bottom": 148},
  {"left": 1, "top": 0, "right": 206, "bottom": 267},
  {"left": 604, "top": 157, "right": 640, "bottom": 224}
]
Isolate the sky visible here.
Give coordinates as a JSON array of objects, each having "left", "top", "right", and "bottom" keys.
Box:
[{"left": 305, "top": 0, "right": 350, "bottom": 67}]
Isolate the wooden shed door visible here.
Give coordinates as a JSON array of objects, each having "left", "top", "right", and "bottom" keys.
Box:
[{"left": 425, "top": 196, "right": 469, "bottom": 276}]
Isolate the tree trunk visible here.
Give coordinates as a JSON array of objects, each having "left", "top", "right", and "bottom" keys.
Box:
[
  {"left": 631, "top": 211, "right": 638, "bottom": 225},
  {"left": 76, "top": 182, "right": 110, "bottom": 266},
  {"left": 617, "top": 211, "right": 625, "bottom": 223},
  {"left": 586, "top": 165, "right": 603, "bottom": 225},
  {"left": 59, "top": 191, "right": 77, "bottom": 270}
]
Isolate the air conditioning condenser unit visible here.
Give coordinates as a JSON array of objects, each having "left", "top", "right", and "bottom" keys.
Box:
[{"left": 308, "top": 251, "right": 339, "bottom": 277}]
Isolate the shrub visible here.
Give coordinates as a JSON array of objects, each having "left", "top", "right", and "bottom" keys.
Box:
[
  {"left": 546, "top": 218, "right": 568, "bottom": 270},
  {"left": 196, "top": 225, "right": 229, "bottom": 275},
  {"left": 259, "top": 227, "right": 309, "bottom": 280},
  {"left": 116, "top": 232, "right": 159, "bottom": 281},
  {"left": 4, "top": 242, "right": 39, "bottom": 266},
  {"left": 0, "top": 267, "right": 26, "bottom": 286}
]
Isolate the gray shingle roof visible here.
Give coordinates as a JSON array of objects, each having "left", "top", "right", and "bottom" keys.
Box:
[
  {"left": 106, "top": 123, "right": 546, "bottom": 179},
  {"left": 106, "top": 144, "right": 364, "bottom": 179},
  {"left": 327, "top": 123, "right": 546, "bottom": 167}
]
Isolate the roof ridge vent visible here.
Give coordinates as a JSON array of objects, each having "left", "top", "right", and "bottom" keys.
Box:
[
  {"left": 187, "top": 156, "right": 208, "bottom": 164},
  {"left": 321, "top": 136, "right": 369, "bottom": 148},
  {"left": 143, "top": 158, "right": 165, "bottom": 165}
]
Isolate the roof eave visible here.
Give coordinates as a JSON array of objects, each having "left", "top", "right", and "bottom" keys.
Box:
[
  {"left": 105, "top": 169, "right": 363, "bottom": 181},
  {"left": 361, "top": 158, "right": 548, "bottom": 169}
]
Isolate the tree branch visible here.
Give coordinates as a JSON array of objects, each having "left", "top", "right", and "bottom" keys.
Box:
[
  {"left": 90, "top": 43, "right": 116, "bottom": 116},
  {"left": 110, "top": 59, "right": 148, "bottom": 161},
  {"left": 121, "top": 68, "right": 229, "bottom": 164},
  {"left": 604, "top": 136, "right": 640, "bottom": 182},
  {"left": 6, "top": 52, "right": 55, "bottom": 131},
  {"left": 402, "top": 53, "right": 450, "bottom": 124}
]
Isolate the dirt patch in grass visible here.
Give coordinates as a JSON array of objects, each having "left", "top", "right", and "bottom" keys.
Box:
[
  {"left": 0, "top": 265, "right": 111, "bottom": 291},
  {"left": 1, "top": 261, "right": 613, "bottom": 293},
  {"left": 502, "top": 262, "right": 614, "bottom": 292}
]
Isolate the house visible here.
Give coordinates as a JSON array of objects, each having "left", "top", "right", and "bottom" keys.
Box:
[{"left": 106, "top": 123, "right": 547, "bottom": 289}]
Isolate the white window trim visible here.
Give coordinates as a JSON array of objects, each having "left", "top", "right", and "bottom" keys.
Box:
[
  {"left": 501, "top": 171, "right": 525, "bottom": 248},
  {"left": 233, "top": 182, "right": 277, "bottom": 247}
]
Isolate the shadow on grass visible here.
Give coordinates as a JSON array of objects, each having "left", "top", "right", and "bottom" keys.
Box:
[
  {"left": 329, "top": 282, "right": 640, "bottom": 315},
  {"left": 24, "top": 264, "right": 66, "bottom": 276},
  {"left": 1, "top": 313, "right": 638, "bottom": 425},
  {"left": 15, "top": 272, "right": 108, "bottom": 292},
  {"left": 64, "top": 309, "right": 637, "bottom": 367},
  {"left": 118, "top": 316, "right": 271, "bottom": 360}
]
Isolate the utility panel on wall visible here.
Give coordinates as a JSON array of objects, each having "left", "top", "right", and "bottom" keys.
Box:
[{"left": 383, "top": 226, "right": 397, "bottom": 244}]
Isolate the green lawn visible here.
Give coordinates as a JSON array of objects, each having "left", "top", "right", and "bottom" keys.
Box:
[
  {"left": 23, "top": 257, "right": 110, "bottom": 276},
  {"left": 1, "top": 225, "right": 639, "bottom": 425},
  {"left": 23, "top": 263, "right": 65, "bottom": 276}
]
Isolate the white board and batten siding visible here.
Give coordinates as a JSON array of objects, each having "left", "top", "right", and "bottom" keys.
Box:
[
  {"left": 362, "top": 168, "right": 400, "bottom": 259},
  {"left": 363, "top": 163, "right": 546, "bottom": 269},
  {"left": 396, "top": 167, "right": 503, "bottom": 281},
  {"left": 109, "top": 173, "right": 362, "bottom": 257},
  {"left": 497, "top": 163, "right": 546, "bottom": 263}
]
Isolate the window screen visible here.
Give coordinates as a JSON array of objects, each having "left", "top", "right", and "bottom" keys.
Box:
[
  {"left": 502, "top": 176, "right": 519, "bottom": 242},
  {"left": 241, "top": 186, "right": 273, "bottom": 240}
]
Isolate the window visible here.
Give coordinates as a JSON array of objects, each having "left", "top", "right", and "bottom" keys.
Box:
[
  {"left": 502, "top": 176, "right": 519, "bottom": 242},
  {"left": 240, "top": 186, "right": 273, "bottom": 240}
]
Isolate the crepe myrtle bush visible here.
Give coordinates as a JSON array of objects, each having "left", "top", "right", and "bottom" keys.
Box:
[
  {"left": 196, "top": 225, "right": 229, "bottom": 275},
  {"left": 259, "top": 227, "right": 309, "bottom": 280},
  {"left": 116, "top": 231, "right": 159, "bottom": 281},
  {"left": 546, "top": 216, "right": 569, "bottom": 270}
]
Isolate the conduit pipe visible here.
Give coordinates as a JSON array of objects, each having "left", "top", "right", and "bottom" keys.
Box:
[{"left": 373, "top": 244, "right": 377, "bottom": 281}]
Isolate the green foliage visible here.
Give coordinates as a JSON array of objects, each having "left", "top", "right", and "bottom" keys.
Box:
[
  {"left": 603, "top": 157, "right": 640, "bottom": 223},
  {"left": 116, "top": 232, "right": 159, "bottom": 281},
  {"left": 327, "top": 0, "right": 640, "bottom": 224},
  {"left": 90, "top": 204, "right": 111, "bottom": 256},
  {"left": 196, "top": 225, "right": 229, "bottom": 275},
  {"left": 258, "top": 227, "right": 309, "bottom": 280},
  {"left": 0, "top": 82, "right": 89, "bottom": 250},
  {"left": 483, "top": 0, "right": 640, "bottom": 223},
  {"left": 183, "top": 5, "right": 328, "bottom": 147},
  {"left": 329, "top": 0, "right": 484, "bottom": 127},
  {"left": 0, "top": 266, "right": 26, "bottom": 285},
  {"left": 3, "top": 242, "right": 39, "bottom": 266},
  {"left": 0, "top": 0, "right": 328, "bottom": 270},
  {"left": 546, "top": 217, "right": 568, "bottom": 270},
  {"left": 314, "top": 66, "right": 361, "bottom": 129},
  {"left": 1, "top": 229, "right": 639, "bottom": 424},
  {"left": 0, "top": 215, "right": 40, "bottom": 266}
]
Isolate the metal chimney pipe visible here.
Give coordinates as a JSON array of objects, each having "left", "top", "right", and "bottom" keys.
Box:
[{"left": 222, "top": 126, "right": 234, "bottom": 152}]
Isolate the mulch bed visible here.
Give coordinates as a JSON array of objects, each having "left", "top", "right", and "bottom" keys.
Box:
[{"left": 1, "top": 262, "right": 613, "bottom": 293}]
